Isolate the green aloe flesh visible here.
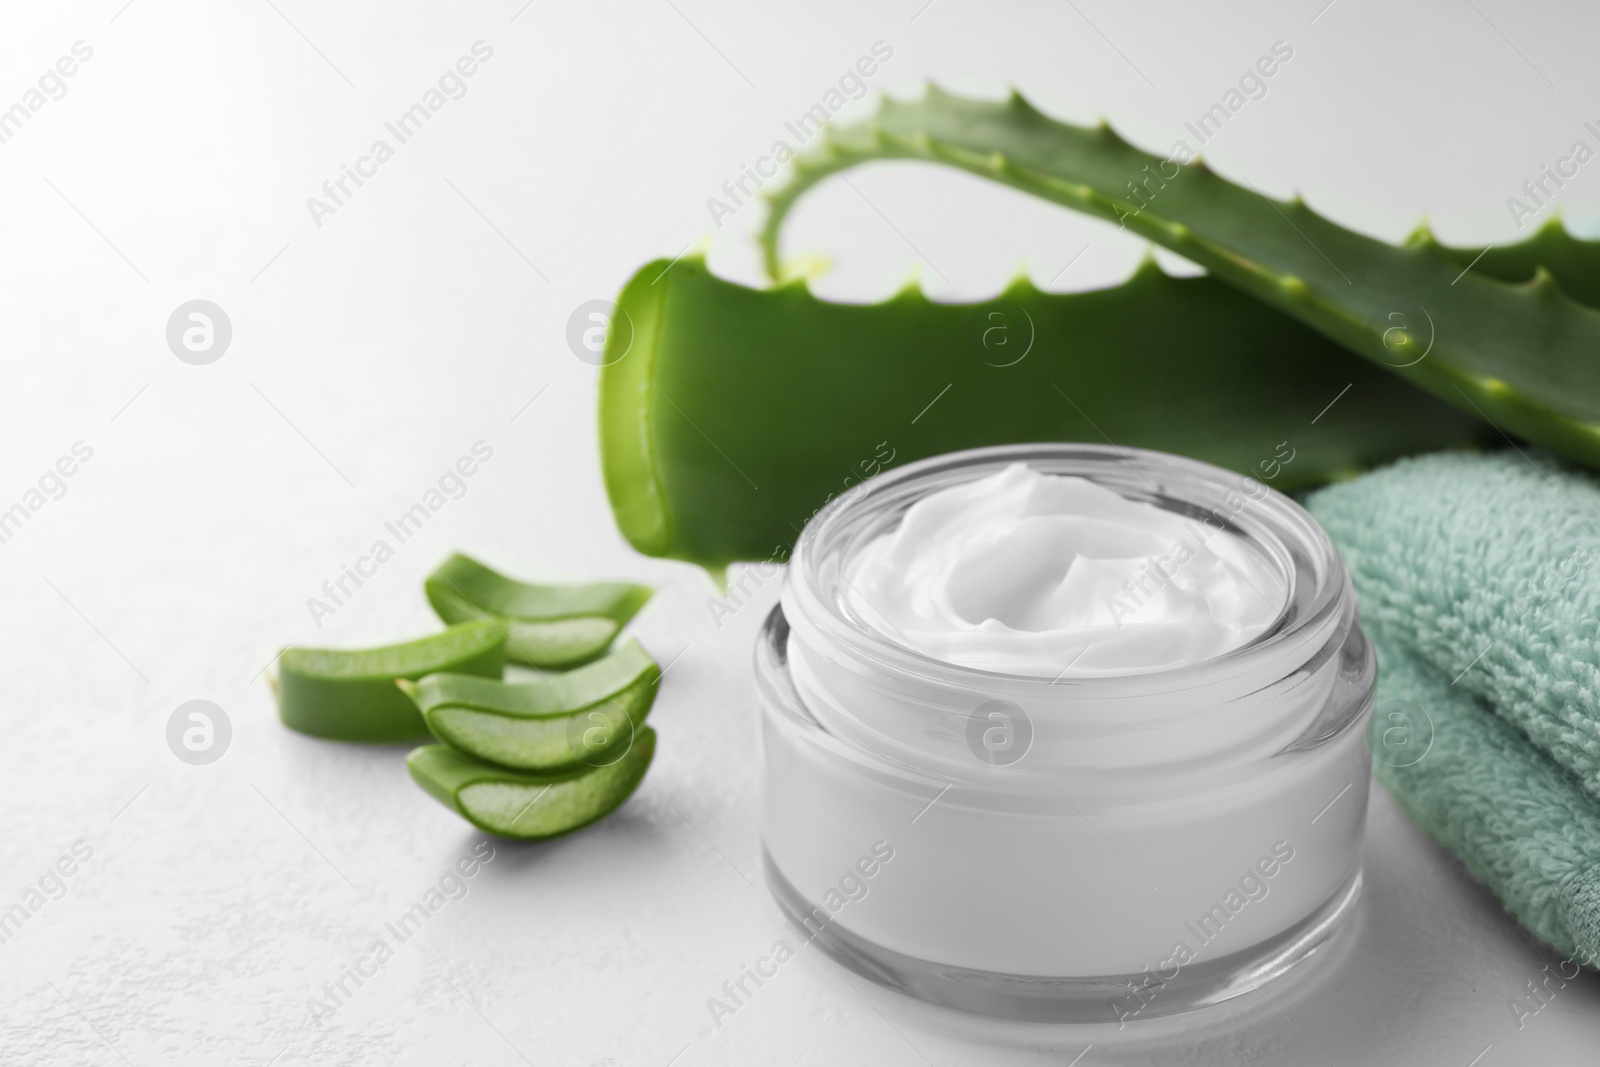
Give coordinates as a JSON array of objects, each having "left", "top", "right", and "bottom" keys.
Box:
[
  {"left": 407, "top": 728, "right": 656, "bottom": 840},
  {"left": 598, "top": 255, "right": 1491, "bottom": 568},
  {"left": 424, "top": 553, "right": 652, "bottom": 669},
  {"left": 277, "top": 621, "right": 506, "bottom": 743},
  {"left": 758, "top": 87, "right": 1600, "bottom": 471},
  {"left": 402, "top": 639, "right": 660, "bottom": 771}
]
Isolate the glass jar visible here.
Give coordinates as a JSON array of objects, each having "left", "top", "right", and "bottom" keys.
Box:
[{"left": 756, "top": 444, "right": 1374, "bottom": 1023}]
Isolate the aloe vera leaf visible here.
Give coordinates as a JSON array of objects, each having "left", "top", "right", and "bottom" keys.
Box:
[
  {"left": 424, "top": 553, "right": 652, "bottom": 669},
  {"left": 1450, "top": 216, "right": 1600, "bottom": 310},
  {"left": 277, "top": 622, "right": 505, "bottom": 743},
  {"left": 597, "top": 254, "right": 1491, "bottom": 567},
  {"left": 756, "top": 88, "right": 1600, "bottom": 468},
  {"left": 407, "top": 728, "right": 656, "bottom": 840},
  {"left": 401, "top": 639, "right": 659, "bottom": 771}
]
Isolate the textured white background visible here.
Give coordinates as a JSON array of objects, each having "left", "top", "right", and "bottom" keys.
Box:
[{"left": 2, "top": 0, "right": 1599, "bottom": 1063}]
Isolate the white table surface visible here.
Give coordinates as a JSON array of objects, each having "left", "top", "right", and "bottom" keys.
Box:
[{"left": 3, "top": 1, "right": 1599, "bottom": 1063}]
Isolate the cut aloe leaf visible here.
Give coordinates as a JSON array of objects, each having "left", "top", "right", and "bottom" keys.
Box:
[
  {"left": 403, "top": 639, "right": 660, "bottom": 770},
  {"left": 424, "top": 553, "right": 652, "bottom": 669},
  {"left": 598, "top": 255, "right": 1491, "bottom": 568},
  {"left": 757, "top": 87, "right": 1600, "bottom": 471},
  {"left": 407, "top": 728, "right": 656, "bottom": 840},
  {"left": 277, "top": 622, "right": 506, "bottom": 743}
]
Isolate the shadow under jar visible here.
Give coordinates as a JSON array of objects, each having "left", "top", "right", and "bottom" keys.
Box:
[{"left": 755, "top": 444, "right": 1375, "bottom": 1023}]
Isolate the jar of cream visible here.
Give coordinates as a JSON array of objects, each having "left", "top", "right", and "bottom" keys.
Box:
[{"left": 756, "top": 443, "right": 1375, "bottom": 1022}]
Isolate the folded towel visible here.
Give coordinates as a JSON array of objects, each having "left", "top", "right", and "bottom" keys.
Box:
[
  {"left": 1305, "top": 450, "right": 1600, "bottom": 964},
  {"left": 1363, "top": 633, "right": 1600, "bottom": 963}
]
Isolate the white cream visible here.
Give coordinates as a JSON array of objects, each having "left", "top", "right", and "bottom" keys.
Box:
[{"left": 844, "top": 463, "right": 1284, "bottom": 676}]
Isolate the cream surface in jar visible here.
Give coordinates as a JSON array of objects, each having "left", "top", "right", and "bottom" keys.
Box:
[{"left": 844, "top": 462, "right": 1284, "bottom": 676}]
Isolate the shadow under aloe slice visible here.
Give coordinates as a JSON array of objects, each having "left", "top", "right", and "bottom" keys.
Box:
[
  {"left": 424, "top": 552, "right": 652, "bottom": 669},
  {"left": 407, "top": 728, "right": 657, "bottom": 840},
  {"left": 402, "top": 639, "right": 660, "bottom": 770},
  {"left": 276, "top": 621, "right": 506, "bottom": 743}
]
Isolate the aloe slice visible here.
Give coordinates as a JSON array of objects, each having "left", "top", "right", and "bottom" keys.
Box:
[
  {"left": 598, "top": 255, "right": 1490, "bottom": 567},
  {"left": 424, "top": 553, "right": 651, "bottom": 669},
  {"left": 277, "top": 622, "right": 505, "bottom": 743},
  {"left": 407, "top": 728, "right": 656, "bottom": 839},
  {"left": 757, "top": 87, "right": 1600, "bottom": 470},
  {"left": 402, "top": 639, "right": 660, "bottom": 770}
]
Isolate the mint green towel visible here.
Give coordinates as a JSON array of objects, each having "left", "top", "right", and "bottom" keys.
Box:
[{"left": 1306, "top": 451, "right": 1600, "bottom": 964}]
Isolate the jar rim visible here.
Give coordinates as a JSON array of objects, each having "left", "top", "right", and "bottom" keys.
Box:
[{"left": 783, "top": 442, "right": 1350, "bottom": 701}]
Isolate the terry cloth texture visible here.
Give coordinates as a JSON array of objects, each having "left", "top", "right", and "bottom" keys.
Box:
[{"left": 1306, "top": 450, "right": 1600, "bottom": 965}]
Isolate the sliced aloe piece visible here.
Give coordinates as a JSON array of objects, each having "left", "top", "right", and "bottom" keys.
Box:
[
  {"left": 424, "top": 553, "right": 652, "bottom": 669},
  {"left": 598, "top": 255, "right": 1491, "bottom": 567},
  {"left": 402, "top": 639, "right": 660, "bottom": 770},
  {"left": 407, "top": 728, "right": 657, "bottom": 840},
  {"left": 277, "top": 622, "right": 505, "bottom": 743},
  {"left": 758, "top": 87, "right": 1600, "bottom": 471}
]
